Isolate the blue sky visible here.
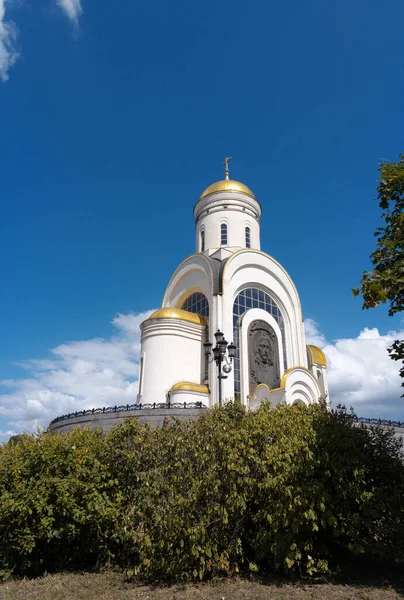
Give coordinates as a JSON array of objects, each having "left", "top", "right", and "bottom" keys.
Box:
[{"left": 1, "top": 0, "right": 403, "bottom": 438}]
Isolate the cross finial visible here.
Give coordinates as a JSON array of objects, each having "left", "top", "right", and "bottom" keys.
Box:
[{"left": 222, "top": 157, "right": 232, "bottom": 180}]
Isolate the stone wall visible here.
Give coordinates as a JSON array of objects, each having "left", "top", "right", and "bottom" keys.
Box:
[{"left": 50, "top": 405, "right": 207, "bottom": 434}]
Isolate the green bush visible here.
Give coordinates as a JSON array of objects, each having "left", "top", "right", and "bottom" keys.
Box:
[
  {"left": 0, "top": 403, "right": 403, "bottom": 581},
  {"left": 0, "top": 427, "right": 120, "bottom": 578}
]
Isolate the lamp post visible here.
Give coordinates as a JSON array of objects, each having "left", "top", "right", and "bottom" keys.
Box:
[{"left": 204, "top": 330, "right": 236, "bottom": 407}]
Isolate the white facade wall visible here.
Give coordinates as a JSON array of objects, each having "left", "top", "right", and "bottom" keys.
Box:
[
  {"left": 162, "top": 256, "right": 213, "bottom": 310},
  {"left": 169, "top": 388, "right": 209, "bottom": 407},
  {"left": 311, "top": 364, "right": 329, "bottom": 405},
  {"left": 220, "top": 250, "right": 307, "bottom": 403},
  {"left": 249, "top": 385, "right": 286, "bottom": 410},
  {"left": 161, "top": 257, "right": 217, "bottom": 407},
  {"left": 138, "top": 184, "right": 327, "bottom": 411},
  {"left": 283, "top": 367, "right": 321, "bottom": 405},
  {"left": 158, "top": 247, "right": 322, "bottom": 408},
  {"left": 138, "top": 318, "right": 205, "bottom": 405}
]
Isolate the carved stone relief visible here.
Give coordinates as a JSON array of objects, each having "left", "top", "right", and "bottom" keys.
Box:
[{"left": 248, "top": 320, "right": 280, "bottom": 394}]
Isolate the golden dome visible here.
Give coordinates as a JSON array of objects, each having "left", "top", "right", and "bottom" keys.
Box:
[
  {"left": 307, "top": 345, "right": 327, "bottom": 367},
  {"left": 169, "top": 381, "right": 209, "bottom": 393},
  {"left": 149, "top": 307, "right": 206, "bottom": 325},
  {"left": 200, "top": 179, "right": 256, "bottom": 200}
]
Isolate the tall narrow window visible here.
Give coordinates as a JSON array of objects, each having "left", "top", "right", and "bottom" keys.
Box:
[
  {"left": 200, "top": 229, "right": 205, "bottom": 252},
  {"left": 245, "top": 226, "right": 251, "bottom": 248},
  {"left": 221, "top": 223, "right": 227, "bottom": 245},
  {"left": 138, "top": 356, "right": 144, "bottom": 396}
]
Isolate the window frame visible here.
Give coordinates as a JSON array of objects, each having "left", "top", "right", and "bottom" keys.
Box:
[
  {"left": 245, "top": 226, "right": 251, "bottom": 248},
  {"left": 220, "top": 223, "right": 228, "bottom": 245},
  {"left": 181, "top": 292, "right": 209, "bottom": 317}
]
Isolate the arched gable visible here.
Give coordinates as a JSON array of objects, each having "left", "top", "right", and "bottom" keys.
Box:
[
  {"left": 222, "top": 250, "right": 303, "bottom": 319},
  {"left": 282, "top": 367, "right": 321, "bottom": 405},
  {"left": 221, "top": 250, "right": 307, "bottom": 369},
  {"left": 162, "top": 254, "right": 220, "bottom": 309}
]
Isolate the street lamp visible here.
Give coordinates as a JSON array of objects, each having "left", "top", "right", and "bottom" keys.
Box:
[{"left": 204, "top": 330, "right": 236, "bottom": 407}]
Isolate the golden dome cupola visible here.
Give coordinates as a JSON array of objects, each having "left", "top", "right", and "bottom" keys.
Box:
[{"left": 200, "top": 179, "right": 256, "bottom": 200}]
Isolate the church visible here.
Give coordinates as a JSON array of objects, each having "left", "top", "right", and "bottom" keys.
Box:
[{"left": 137, "top": 159, "right": 329, "bottom": 410}]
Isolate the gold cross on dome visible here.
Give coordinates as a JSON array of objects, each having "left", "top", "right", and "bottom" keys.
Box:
[{"left": 222, "top": 157, "right": 232, "bottom": 180}]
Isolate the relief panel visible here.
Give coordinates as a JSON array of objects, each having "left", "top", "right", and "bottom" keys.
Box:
[{"left": 248, "top": 319, "right": 280, "bottom": 394}]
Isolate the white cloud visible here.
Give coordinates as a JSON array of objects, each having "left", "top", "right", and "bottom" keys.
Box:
[
  {"left": 0, "top": 310, "right": 155, "bottom": 440},
  {"left": 305, "top": 319, "right": 404, "bottom": 420},
  {"left": 304, "top": 318, "right": 327, "bottom": 348},
  {"left": 0, "top": 429, "right": 18, "bottom": 444},
  {"left": 0, "top": 0, "right": 84, "bottom": 84},
  {"left": 56, "top": 0, "right": 83, "bottom": 27},
  {"left": 1, "top": 311, "right": 402, "bottom": 445},
  {"left": 0, "top": 0, "right": 19, "bottom": 82}
]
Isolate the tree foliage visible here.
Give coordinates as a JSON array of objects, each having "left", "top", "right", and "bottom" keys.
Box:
[
  {"left": 0, "top": 404, "right": 404, "bottom": 581},
  {"left": 353, "top": 154, "right": 404, "bottom": 391}
]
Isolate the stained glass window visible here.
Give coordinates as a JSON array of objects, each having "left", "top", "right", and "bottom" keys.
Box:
[{"left": 182, "top": 292, "right": 209, "bottom": 317}]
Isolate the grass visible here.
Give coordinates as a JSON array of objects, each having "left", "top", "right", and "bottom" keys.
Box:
[{"left": 1, "top": 569, "right": 404, "bottom": 600}]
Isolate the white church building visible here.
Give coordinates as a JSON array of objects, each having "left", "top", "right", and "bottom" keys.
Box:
[{"left": 137, "top": 162, "right": 329, "bottom": 411}]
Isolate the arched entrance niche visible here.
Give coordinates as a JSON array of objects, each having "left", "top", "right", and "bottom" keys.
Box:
[{"left": 233, "top": 288, "right": 287, "bottom": 401}]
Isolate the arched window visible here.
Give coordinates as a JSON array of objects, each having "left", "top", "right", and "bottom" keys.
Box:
[
  {"left": 221, "top": 223, "right": 227, "bottom": 245},
  {"left": 182, "top": 292, "right": 209, "bottom": 317},
  {"left": 245, "top": 226, "right": 251, "bottom": 248},
  {"left": 200, "top": 229, "right": 205, "bottom": 252},
  {"left": 232, "top": 288, "right": 286, "bottom": 400}
]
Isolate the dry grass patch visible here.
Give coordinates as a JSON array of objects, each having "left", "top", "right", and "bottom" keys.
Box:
[{"left": 0, "top": 572, "right": 403, "bottom": 600}]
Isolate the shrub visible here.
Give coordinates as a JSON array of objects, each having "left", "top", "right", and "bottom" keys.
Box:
[
  {"left": 106, "top": 403, "right": 404, "bottom": 579},
  {"left": 1, "top": 403, "right": 403, "bottom": 581},
  {"left": 0, "top": 427, "right": 119, "bottom": 578}
]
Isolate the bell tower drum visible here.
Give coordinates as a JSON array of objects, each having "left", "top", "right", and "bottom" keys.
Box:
[{"left": 194, "top": 160, "right": 262, "bottom": 254}]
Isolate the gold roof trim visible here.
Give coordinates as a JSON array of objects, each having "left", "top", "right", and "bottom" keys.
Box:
[
  {"left": 307, "top": 345, "right": 327, "bottom": 367},
  {"left": 249, "top": 373, "right": 294, "bottom": 395},
  {"left": 149, "top": 307, "right": 206, "bottom": 325},
  {"left": 170, "top": 381, "right": 209, "bottom": 394},
  {"left": 280, "top": 366, "right": 318, "bottom": 387},
  {"left": 249, "top": 366, "right": 319, "bottom": 396},
  {"left": 200, "top": 179, "right": 256, "bottom": 200}
]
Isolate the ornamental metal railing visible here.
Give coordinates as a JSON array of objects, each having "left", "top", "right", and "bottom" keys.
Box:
[
  {"left": 49, "top": 402, "right": 207, "bottom": 425},
  {"left": 352, "top": 416, "right": 403, "bottom": 428},
  {"left": 49, "top": 403, "right": 404, "bottom": 428}
]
